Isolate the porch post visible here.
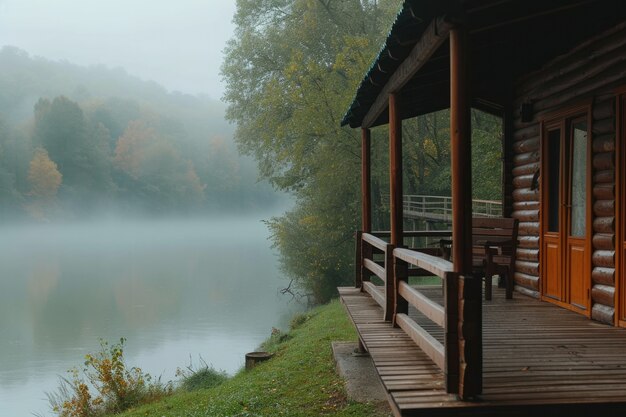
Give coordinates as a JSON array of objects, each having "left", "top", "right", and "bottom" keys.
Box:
[
  {"left": 450, "top": 29, "right": 472, "bottom": 274},
  {"left": 389, "top": 93, "right": 403, "bottom": 247},
  {"left": 450, "top": 26, "right": 482, "bottom": 399},
  {"left": 361, "top": 128, "right": 372, "bottom": 232}
]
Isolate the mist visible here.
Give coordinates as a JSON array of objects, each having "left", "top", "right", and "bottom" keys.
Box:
[{"left": 0, "top": 2, "right": 299, "bottom": 416}]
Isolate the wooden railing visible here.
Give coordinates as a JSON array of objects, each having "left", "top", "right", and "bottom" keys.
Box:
[
  {"left": 356, "top": 231, "right": 394, "bottom": 320},
  {"left": 355, "top": 230, "right": 482, "bottom": 398},
  {"left": 382, "top": 195, "right": 502, "bottom": 222}
]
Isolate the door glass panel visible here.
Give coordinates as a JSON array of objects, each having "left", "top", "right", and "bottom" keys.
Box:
[
  {"left": 547, "top": 129, "right": 561, "bottom": 232},
  {"left": 570, "top": 121, "right": 587, "bottom": 237}
]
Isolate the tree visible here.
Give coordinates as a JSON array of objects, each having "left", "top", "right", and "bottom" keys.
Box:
[
  {"left": 33, "top": 96, "right": 113, "bottom": 206},
  {"left": 114, "top": 120, "right": 205, "bottom": 212},
  {"left": 222, "top": 0, "right": 401, "bottom": 302},
  {"left": 28, "top": 147, "right": 62, "bottom": 198}
]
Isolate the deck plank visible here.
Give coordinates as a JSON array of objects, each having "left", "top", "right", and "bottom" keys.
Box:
[{"left": 339, "top": 286, "right": 626, "bottom": 417}]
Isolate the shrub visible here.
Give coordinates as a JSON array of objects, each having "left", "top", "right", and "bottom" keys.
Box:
[
  {"left": 176, "top": 358, "right": 228, "bottom": 392},
  {"left": 48, "top": 338, "right": 172, "bottom": 417}
]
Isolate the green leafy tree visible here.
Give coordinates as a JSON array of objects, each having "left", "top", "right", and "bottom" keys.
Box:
[
  {"left": 223, "top": 0, "right": 401, "bottom": 302},
  {"left": 114, "top": 120, "right": 205, "bottom": 212},
  {"left": 33, "top": 96, "right": 113, "bottom": 207}
]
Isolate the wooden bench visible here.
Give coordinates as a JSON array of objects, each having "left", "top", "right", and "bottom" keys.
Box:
[{"left": 441, "top": 217, "right": 519, "bottom": 300}]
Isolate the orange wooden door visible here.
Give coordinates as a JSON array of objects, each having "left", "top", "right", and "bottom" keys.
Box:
[
  {"left": 542, "top": 125, "right": 564, "bottom": 301},
  {"left": 565, "top": 119, "right": 590, "bottom": 311},
  {"left": 542, "top": 116, "right": 590, "bottom": 312}
]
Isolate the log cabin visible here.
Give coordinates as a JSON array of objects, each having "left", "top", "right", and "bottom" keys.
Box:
[{"left": 338, "top": 1, "right": 626, "bottom": 416}]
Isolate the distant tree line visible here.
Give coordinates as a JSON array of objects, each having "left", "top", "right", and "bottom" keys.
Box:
[
  {"left": 222, "top": 0, "right": 503, "bottom": 302},
  {"left": 0, "top": 47, "right": 280, "bottom": 221}
]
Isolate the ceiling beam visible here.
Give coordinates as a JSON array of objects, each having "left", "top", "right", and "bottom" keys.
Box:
[{"left": 361, "top": 17, "right": 453, "bottom": 128}]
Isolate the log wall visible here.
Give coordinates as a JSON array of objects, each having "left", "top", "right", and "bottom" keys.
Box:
[{"left": 510, "top": 22, "right": 626, "bottom": 324}]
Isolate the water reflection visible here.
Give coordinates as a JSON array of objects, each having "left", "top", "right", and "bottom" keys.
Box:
[{"left": 0, "top": 218, "right": 301, "bottom": 416}]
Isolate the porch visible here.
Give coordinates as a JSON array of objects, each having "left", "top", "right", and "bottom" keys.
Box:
[{"left": 340, "top": 284, "right": 626, "bottom": 416}]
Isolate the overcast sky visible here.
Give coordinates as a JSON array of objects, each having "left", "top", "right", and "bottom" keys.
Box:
[{"left": 0, "top": 0, "right": 237, "bottom": 99}]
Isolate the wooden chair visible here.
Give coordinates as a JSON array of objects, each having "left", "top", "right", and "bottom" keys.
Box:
[{"left": 440, "top": 217, "right": 519, "bottom": 300}]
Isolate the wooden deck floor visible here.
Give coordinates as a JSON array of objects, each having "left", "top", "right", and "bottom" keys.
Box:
[{"left": 339, "top": 286, "right": 626, "bottom": 417}]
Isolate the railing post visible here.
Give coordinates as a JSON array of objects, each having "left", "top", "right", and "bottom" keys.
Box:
[
  {"left": 458, "top": 274, "right": 482, "bottom": 398},
  {"left": 384, "top": 243, "right": 394, "bottom": 321},
  {"left": 392, "top": 253, "right": 408, "bottom": 327},
  {"left": 361, "top": 240, "right": 372, "bottom": 293},
  {"left": 355, "top": 231, "right": 363, "bottom": 288},
  {"left": 444, "top": 271, "right": 459, "bottom": 393}
]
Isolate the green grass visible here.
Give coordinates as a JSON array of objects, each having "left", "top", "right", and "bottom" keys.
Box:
[{"left": 110, "top": 300, "right": 391, "bottom": 417}]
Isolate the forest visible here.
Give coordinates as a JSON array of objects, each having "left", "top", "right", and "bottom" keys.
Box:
[
  {"left": 222, "top": 0, "right": 504, "bottom": 302},
  {"left": 0, "top": 46, "right": 278, "bottom": 221}
]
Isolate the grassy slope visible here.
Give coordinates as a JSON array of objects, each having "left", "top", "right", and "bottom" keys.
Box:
[{"left": 113, "top": 300, "right": 391, "bottom": 417}]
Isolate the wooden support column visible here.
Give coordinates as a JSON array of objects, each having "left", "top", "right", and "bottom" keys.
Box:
[
  {"left": 450, "top": 26, "right": 482, "bottom": 399},
  {"left": 361, "top": 128, "right": 372, "bottom": 232},
  {"left": 450, "top": 28, "right": 472, "bottom": 274},
  {"left": 389, "top": 93, "right": 403, "bottom": 247}
]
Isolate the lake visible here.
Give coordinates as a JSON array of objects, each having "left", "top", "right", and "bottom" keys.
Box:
[{"left": 0, "top": 217, "right": 302, "bottom": 417}]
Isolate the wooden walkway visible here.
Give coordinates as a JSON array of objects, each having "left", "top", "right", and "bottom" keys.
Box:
[{"left": 339, "top": 286, "right": 626, "bottom": 417}]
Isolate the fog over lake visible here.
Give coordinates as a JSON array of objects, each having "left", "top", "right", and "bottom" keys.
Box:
[{"left": 0, "top": 216, "right": 301, "bottom": 417}]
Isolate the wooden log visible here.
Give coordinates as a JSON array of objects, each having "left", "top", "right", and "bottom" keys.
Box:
[
  {"left": 518, "top": 221, "right": 539, "bottom": 236},
  {"left": 593, "top": 217, "right": 615, "bottom": 233},
  {"left": 512, "top": 209, "right": 539, "bottom": 222},
  {"left": 592, "top": 250, "right": 616, "bottom": 268},
  {"left": 514, "top": 272, "right": 539, "bottom": 290},
  {"left": 592, "top": 266, "right": 616, "bottom": 286},
  {"left": 593, "top": 152, "right": 614, "bottom": 171},
  {"left": 592, "top": 134, "right": 615, "bottom": 153},
  {"left": 512, "top": 161, "right": 540, "bottom": 177},
  {"left": 513, "top": 174, "right": 535, "bottom": 189},
  {"left": 515, "top": 260, "right": 539, "bottom": 276},
  {"left": 517, "top": 28, "right": 626, "bottom": 99},
  {"left": 593, "top": 233, "right": 615, "bottom": 250},
  {"left": 592, "top": 284, "right": 615, "bottom": 307},
  {"left": 530, "top": 57, "right": 626, "bottom": 113},
  {"left": 594, "top": 200, "right": 615, "bottom": 217},
  {"left": 516, "top": 22, "right": 626, "bottom": 94},
  {"left": 513, "top": 188, "right": 540, "bottom": 203},
  {"left": 512, "top": 137, "right": 539, "bottom": 154},
  {"left": 593, "top": 98, "right": 615, "bottom": 120},
  {"left": 514, "top": 285, "right": 540, "bottom": 299},
  {"left": 516, "top": 248, "right": 539, "bottom": 262},
  {"left": 513, "top": 124, "right": 539, "bottom": 142},
  {"left": 596, "top": 90, "right": 618, "bottom": 103},
  {"left": 593, "top": 118, "right": 615, "bottom": 135},
  {"left": 518, "top": 236, "right": 540, "bottom": 249},
  {"left": 591, "top": 303, "right": 615, "bottom": 324},
  {"left": 593, "top": 183, "right": 615, "bottom": 200},
  {"left": 513, "top": 151, "right": 539, "bottom": 167},
  {"left": 513, "top": 201, "right": 540, "bottom": 211},
  {"left": 593, "top": 169, "right": 614, "bottom": 184}
]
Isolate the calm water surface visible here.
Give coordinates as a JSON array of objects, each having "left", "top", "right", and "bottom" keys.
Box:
[{"left": 0, "top": 217, "right": 301, "bottom": 416}]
